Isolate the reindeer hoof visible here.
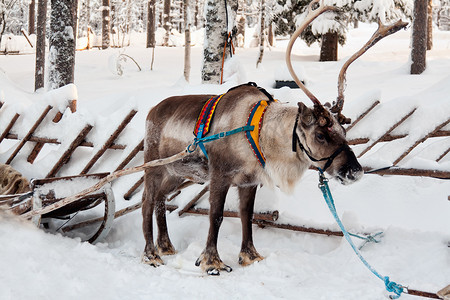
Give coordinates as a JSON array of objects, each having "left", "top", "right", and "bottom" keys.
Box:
[
  {"left": 142, "top": 253, "right": 164, "bottom": 267},
  {"left": 239, "top": 251, "right": 264, "bottom": 266},
  {"left": 207, "top": 268, "right": 220, "bottom": 276},
  {"left": 195, "top": 253, "right": 232, "bottom": 275},
  {"left": 205, "top": 264, "right": 232, "bottom": 276}
]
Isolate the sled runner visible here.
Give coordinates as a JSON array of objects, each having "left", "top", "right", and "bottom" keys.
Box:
[{"left": 1, "top": 172, "right": 115, "bottom": 244}]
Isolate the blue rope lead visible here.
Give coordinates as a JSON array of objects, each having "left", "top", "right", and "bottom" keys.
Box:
[{"left": 318, "top": 169, "right": 405, "bottom": 299}]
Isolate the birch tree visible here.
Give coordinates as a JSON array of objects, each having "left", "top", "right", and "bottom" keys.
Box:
[
  {"left": 184, "top": 0, "right": 191, "bottom": 81},
  {"left": 202, "top": 0, "right": 238, "bottom": 84}
]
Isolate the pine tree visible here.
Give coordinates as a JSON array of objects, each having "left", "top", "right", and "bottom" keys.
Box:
[
  {"left": 28, "top": 0, "right": 35, "bottom": 34},
  {"left": 272, "top": 0, "right": 414, "bottom": 61},
  {"left": 35, "top": 0, "right": 47, "bottom": 90},
  {"left": 147, "top": 0, "right": 156, "bottom": 48},
  {"left": 411, "top": 0, "right": 427, "bottom": 74},
  {"left": 102, "top": 0, "right": 110, "bottom": 49},
  {"left": 162, "top": 0, "right": 171, "bottom": 46}
]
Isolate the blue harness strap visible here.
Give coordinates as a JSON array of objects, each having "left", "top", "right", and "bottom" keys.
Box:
[
  {"left": 191, "top": 95, "right": 272, "bottom": 166},
  {"left": 318, "top": 169, "right": 405, "bottom": 299}
]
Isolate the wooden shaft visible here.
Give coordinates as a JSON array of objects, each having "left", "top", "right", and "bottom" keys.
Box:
[{"left": 23, "top": 149, "right": 189, "bottom": 219}]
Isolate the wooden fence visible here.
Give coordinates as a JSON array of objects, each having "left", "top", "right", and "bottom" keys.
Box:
[{"left": 0, "top": 97, "right": 449, "bottom": 202}]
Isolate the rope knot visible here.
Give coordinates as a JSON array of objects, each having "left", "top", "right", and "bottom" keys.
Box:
[{"left": 384, "top": 276, "right": 404, "bottom": 299}]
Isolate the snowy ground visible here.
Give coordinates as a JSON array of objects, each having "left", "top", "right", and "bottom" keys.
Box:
[{"left": 1, "top": 24, "right": 450, "bottom": 300}]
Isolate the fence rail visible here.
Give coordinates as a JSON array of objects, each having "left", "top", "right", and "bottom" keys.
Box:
[{"left": 0, "top": 97, "right": 449, "bottom": 201}]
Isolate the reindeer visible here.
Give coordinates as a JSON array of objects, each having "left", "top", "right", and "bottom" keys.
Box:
[{"left": 141, "top": 1, "right": 407, "bottom": 275}]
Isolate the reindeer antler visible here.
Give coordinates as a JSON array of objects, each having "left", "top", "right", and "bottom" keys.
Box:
[
  {"left": 285, "top": 0, "right": 338, "bottom": 106},
  {"left": 332, "top": 19, "right": 409, "bottom": 120}
]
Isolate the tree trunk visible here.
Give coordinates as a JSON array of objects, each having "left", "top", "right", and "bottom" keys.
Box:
[
  {"left": 35, "top": 0, "right": 48, "bottom": 91},
  {"left": 194, "top": 2, "right": 199, "bottom": 28},
  {"left": 48, "top": 0, "right": 76, "bottom": 90},
  {"left": 86, "top": 0, "right": 90, "bottom": 32},
  {"left": 411, "top": 0, "right": 427, "bottom": 74},
  {"left": 427, "top": 0, "right": 433, "bottom": 50},
  {"left": 237, "top": 15, "right": 245, "bottom": 47},
  {"left": 146, "top": 0, "right": 156, "bottom": 48},
  {"left": 162, "top": 0, "right": 171, "bottom": 46},
  {"left": 268, "top": 22, "right": 274, "bottom": 46},
  {"left": 320, "top": 31, "right": 338, "bottom": 61},
  {"left": 29, "top": 0, "right": 36, "bottom": 34},
  {"left": 202, "top": 0, "right": 238, "bottom": 83},
  {"left": 0, "top": 7, "right": 6, "bottom": 47},
  {"left": 184, "top": 0, "right": 191, "bottom": 82},
  {"left": 256, "top": 0, "right": 265, "bottom": 67},
  {"left": 102, "top": 0, "right": 110, "bottom": 49}
]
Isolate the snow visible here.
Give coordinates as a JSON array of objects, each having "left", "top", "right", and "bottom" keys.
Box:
[{"left": 0, "top": 23, "right": 450, "bottom": 299}]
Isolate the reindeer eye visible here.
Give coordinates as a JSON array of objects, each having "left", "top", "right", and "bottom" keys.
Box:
[{"left": 316, "top": 133, "right": 326, "bottom": 143}]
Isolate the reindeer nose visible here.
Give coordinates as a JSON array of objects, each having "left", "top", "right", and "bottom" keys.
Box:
[{"left": 349, "top": 166, "right": 363, "bottom": 182}]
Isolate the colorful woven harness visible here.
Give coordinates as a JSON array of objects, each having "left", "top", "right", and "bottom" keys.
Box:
[
  {"left": 193, "top": 94, "right": 273, "bottom": 167},
  {"left": 245, "top": 100, "right": 270, "bottom": 167}
]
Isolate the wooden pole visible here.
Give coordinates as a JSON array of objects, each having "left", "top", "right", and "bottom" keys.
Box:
[
  {"left": 6, "top": 105, "right": 52, "bottom": 164},
  {"left": 46, "top": 124, "right": 93, "bottom": 178},
  {"left": 114, "top": 139, "right": 144, "bottom": 171},
  {"left": 0, "top": 113, "right": 20, "bottom": 144},
  {"left": 123, "top": 176, "right": 143, "bottom": 200},
  {"left": 358, "top": 108, "right": 416, "bottom": 158},
  {"left": 178, "top": 185, "right": 209, "bottom": 216},
  {"left": 81, "top": 109, "right": 137, "bottom": 174},
  {"left": 393, "top": 118, "right": 450, "bottom": 165},
  {"left": 23, "top": 148, "right": 189, "bottom": 218},
  {"left": 346, "top": 100, "right": 380, "bottom": 132}
]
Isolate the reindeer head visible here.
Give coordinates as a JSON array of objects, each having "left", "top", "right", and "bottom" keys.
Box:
[
  {"left": 293, "top": 102, "right": 362, "bottom": 184},
  {"left": 286, "top": 0, "right": 407, "bottom": 184}
]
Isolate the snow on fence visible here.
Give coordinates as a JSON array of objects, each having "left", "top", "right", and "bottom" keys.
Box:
[{"left": 0, "top": 93, "right": 449, "bottom": 221}]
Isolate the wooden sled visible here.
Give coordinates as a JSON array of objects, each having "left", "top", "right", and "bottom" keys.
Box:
[{"left": 1, "top": 172, "right": 115, "bottom": 244}]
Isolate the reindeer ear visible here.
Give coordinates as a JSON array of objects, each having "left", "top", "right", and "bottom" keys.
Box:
[{"left": 298, "top": 102, "right": 314, "bottom": 126}]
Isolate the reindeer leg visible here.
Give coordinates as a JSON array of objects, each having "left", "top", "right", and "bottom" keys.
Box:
[
  {"left": 155, "top": 176, "right": 184, "bottom": 256},
  {"left": 195, "top": 175, "right": 232, "bottom": 275},
  {"left": 238, "top": 185, "right": 264, "bottom": 266},
  {"left": 141, "top": 171, "right": 163, "bottom": 267}
]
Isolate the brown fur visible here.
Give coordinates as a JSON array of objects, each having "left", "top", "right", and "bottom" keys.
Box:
[
  {"left": 0, "top": 164, "right": 31, "bottom": 195},
  {"left": 142, "top": 84, "right": 363, "bottom": 274}
]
